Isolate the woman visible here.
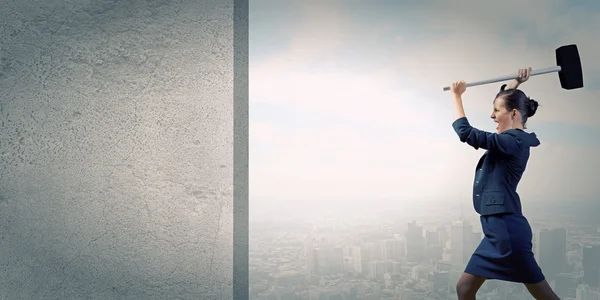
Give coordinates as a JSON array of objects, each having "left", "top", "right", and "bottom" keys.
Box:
[{"left": 450, "top": 68, "right": 560, "bottom": 300}]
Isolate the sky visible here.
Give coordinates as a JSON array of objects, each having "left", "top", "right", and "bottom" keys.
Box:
[{"left": 248, "top": 0, "right": 600, "bottom": 210}]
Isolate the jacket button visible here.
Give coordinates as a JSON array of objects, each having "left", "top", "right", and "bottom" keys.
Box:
[
  {"left": 476, "top": 181, "right": 479, "bottom": 184},
  {"left": 476, "top": 194, "right": 480, "bottom": 197},
  {"left": 491, "top": 199, "right": 496, "bottom": 203}
]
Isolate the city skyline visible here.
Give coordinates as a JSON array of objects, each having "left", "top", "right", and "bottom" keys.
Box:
[
  {"left": 249, "top": 202, "right": 600, "bottom": 300},
  {"left": 248, "top": 1, "right": 600, "bottom": 299}
]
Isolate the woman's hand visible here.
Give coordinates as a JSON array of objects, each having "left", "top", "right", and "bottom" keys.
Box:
[
  {"left": 451, "top": 80, "right": 467, "bottom": 97},
  {"left": 506, "top": 67, "right": 532, "bottom": 89},
  {"left": 516, "top": 67, "right": 532, "bottom": 83}
]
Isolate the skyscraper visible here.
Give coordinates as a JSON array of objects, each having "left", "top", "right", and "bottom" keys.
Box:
[
  {"left": 450, "top": 220, "right": 476, "bottom": 267},
  {"left": 351, "top": 245, "right": 374, "bottom": 276},
  {"left": 555, "top": 272, "right": 583, "bottom": 299},
  {"left": 437, "top": 225, "right": 448, "bottom": 249},
  {"left": 313, "top": 247, "right": 344, "bottom": 275},
  {"left": 406, "top": 221, "right": 425, "bottom": 262},
  {"left": 583, "top": 245, "right": 600, "bottom": 288},
  {"left": 380, "top": 239, "right": 404, "bottom": 261},
  {"left": 305, "top": 233, "right": 333, "bottom": 278},
  {"left": 426, "top": 230, "right": 439, "bottom": 247},
  {"left": 537, "top": 228, "right": 567, "bottom": 281}
]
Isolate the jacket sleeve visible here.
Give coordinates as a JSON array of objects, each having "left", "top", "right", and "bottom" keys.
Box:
[{"left": 452, "top": 117, "right": 521, "bottom": 155}]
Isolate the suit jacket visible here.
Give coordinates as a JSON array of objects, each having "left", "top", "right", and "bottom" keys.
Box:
[{"left": 452, "top": 117, "right": 541, "bottom": 216}]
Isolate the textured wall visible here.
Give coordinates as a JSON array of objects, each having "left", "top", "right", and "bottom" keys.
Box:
[{"left": 0, "top": 0, "right": 241, "bottom": 299}]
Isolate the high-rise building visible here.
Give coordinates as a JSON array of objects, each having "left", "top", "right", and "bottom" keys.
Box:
[
  {"left": 368, "top": 261, "right": 388, "bottom": 280},
  {"left": 406, "top": 221, "right": 425, "bottom": 262},
  {"left": 555, "top": 272, "right": 583, "bottom": 299},
  {"left": 364, "top": 243, "right": 381, "bottom": 262},
  {"left": 380, "top": 239, "right": 404, "bottom": 261},
  {"left": 450, "top": 220, "right": 476, "bottom": 267},
  {"left": 305, "top": 233, "right": 333, "bottom": 278},
  {"left": 350, "top": 246, "right": 362, "bottom": 274},
  {"left": 437, "top": 225, "right": 448, "bottom": 249},
  {"left": 351, "top": 245, "right": 374, "bottom": 275},
  {"left": 313, "top": 247, "right": 344, "bottom": 275},
  {"left": 426, "top": 230, "right": 439, "bottom": 247},
  {"left": 537, "top": 228, "right": 567, "bottom": 280},
  {"left": 583, "top": 245, "right": 600, "bottom": 288}
]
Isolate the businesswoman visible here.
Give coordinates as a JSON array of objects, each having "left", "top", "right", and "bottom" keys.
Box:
[{"left": 450, "top": 68, "right": 560, "bottom": 300}]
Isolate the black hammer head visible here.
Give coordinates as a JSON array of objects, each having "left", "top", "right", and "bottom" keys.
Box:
[{"left": 556, "top": 44, "right": 584, "bottom": 90}]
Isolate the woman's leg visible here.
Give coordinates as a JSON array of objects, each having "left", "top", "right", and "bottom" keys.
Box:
[
  {"left": 524, "top": 280, "right": 560, "bottom": 300},
  {"left": 456, "top": 273, "right": 487, "bottom": 300}
]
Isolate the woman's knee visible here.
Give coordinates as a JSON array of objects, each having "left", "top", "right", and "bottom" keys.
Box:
[
  {"left": 456, "top": 281, "right": 477, "bottom": 297},
  {"left": 456, "top": 273, "right": 486, "bottom": 298}
]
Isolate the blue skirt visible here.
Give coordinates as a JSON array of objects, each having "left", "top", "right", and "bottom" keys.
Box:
[{"left": 465, "top": 213, "right": 545, "bottom": 284}]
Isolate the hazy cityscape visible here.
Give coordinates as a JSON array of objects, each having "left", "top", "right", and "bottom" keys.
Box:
[
  {"left": 248, "top": 1, "right": 600, "bottom": 300},
  {"left": 248, "top": 200, "right": 600, "bottom": 300}
]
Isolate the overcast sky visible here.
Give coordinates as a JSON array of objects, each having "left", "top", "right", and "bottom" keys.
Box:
[{"left": 248, "top": 0, "right": 600, "bottom": 210}]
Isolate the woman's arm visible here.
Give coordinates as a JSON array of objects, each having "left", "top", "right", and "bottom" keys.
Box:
[
  {"left": 505, "top": 68, "right": 531, "bottom": 90},
  {"left": 450, "top": 81, "right": 521, "bottom": 155},
  {"left": 451, "top": 117, "right": 521, "bottom": 155},
  {"left": 453, "top": 94, "right": 466, "bottom": 121},
  {"left": 504, "top": 79, "right": 521, "bottom": 90}
]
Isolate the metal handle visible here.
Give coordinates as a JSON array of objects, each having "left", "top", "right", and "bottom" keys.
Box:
[{"left": 441, "top": 66, "right": 562, "bottom": 91}]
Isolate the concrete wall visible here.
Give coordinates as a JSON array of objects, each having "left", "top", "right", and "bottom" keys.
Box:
[{"left": 0, "top": 0, "right": 247, "bottom": 299}]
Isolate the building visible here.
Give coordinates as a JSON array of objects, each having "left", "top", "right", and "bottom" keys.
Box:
[
  {"left": 450, "top": 220, "right": 477, "bottom": 267},
  {"left": 583, "top": 245, "right": 600, "bottom": 288},
  {"left": 313, "top": 247, "right": 344, "bottom": 275},
  {"left": 406, "top": 221, "right": 425, "bottom": 262},
  {"left": 536, "top": 228, "right": 567, "bottom": 281},
  {"left": 555, "top": 272, "right": 583, "bottom": 299},
  {"left": 380, "top": 239, "right": 404, "bottom": 261}
]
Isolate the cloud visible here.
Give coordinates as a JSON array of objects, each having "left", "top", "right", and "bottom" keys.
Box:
[
  {"left": 251, "top": 0, "right": 600, "bottom": 127},
  {"left": 250, "top": 120, "right": 600, "bottom": 204},
  {"left": 248, "top": 0, "right": 600, "bottom": 205},
  {"left": 250, "top": 63, "right": 444, "bottom": 127},
  {"left": 285, "top": 2, "right": 349, "bottom": 57},
  {"left": 385, "top": 2, "right": 600, "bottom": 127},
  {"left": 250, "top": 120, "right": 465, "bottom": 203}
]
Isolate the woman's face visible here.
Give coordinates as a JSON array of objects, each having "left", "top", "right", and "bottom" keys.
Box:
[{"left": 491, "top": 97, "right": 516, "bottom": 133}]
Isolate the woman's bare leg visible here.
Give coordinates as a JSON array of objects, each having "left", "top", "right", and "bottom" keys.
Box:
[
  {"left": 456, "top": 273, "right": 487, "bottom": 300},
  {"left": 524, "top": 280, "right": 560, "bottom": 300}
]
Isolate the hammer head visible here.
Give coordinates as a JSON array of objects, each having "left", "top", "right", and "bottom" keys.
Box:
[{"left": 556, "top": 44, "right": 584, "bottom": 90}]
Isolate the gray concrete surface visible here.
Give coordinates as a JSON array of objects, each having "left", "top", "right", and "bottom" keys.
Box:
[{"left": 0, "top": 0, "right": 246, "bottom": 299}]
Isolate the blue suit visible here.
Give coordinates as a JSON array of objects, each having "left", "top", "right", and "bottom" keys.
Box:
[
  {"left": 452, "top": 117, "right": 541, "bottom": 216},
  {"left": 451, "top": 90, "right": 545, "bottom": 284}
]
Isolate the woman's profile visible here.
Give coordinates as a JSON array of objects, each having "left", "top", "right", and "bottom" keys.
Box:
[{"left": 450, "top": 68, "right": 560, "bottom": 300}]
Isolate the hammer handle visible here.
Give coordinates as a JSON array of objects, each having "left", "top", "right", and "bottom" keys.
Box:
[{"left": 442, "top": 66, "right": 562, "bottom": 91}]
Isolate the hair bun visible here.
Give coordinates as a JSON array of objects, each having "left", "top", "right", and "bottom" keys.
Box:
[{"left": 527, "top": 98, "right": 539, "bottom": 117}]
